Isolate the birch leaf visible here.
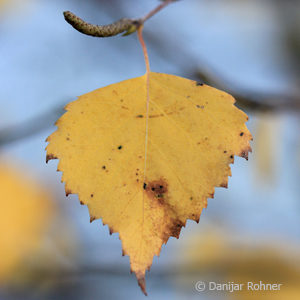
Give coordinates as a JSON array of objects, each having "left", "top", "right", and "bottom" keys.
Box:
[{"left": 46, "top": 72, "right": 252, "bottom": 294}]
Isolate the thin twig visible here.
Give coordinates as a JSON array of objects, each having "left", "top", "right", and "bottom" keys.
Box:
[{"left": 141, "top": 0, "right": 174, "bottom": 23}]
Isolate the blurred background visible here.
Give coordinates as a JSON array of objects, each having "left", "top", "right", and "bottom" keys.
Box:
[{"left": 1, "top": 0, "right": 300, "bottom": 299}]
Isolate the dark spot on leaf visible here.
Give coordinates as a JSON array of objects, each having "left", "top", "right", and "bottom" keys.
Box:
[
  {"left": 145, "top": 179, "right": 168, "bottom": 202},
  {"left": 90, "top": 216, "right": 96, "bottom": 223},
  {"left": 186, "top": 95, "right": 190, "bottom": 99},
  {"left": 224, "top": 150, "right": 227, "bottom": 153},
  {"left": 79, "top": 201, "right": 84, "bottom": 205},
  {"left": 190, "top": 197, "right": 193, "bottom": 200},
  {"left": 240, "top": 132, "right": 244, "bottom": 136},
  {"left": 118, "top": 145, "right": 123, "bottom": 150},
  {"left": 102, "top": 165, "right": 106, "bottom": 170},
  {"left": 230, "top": 155, "right": 234, "bottom": 159},
  {"left": 66, "top": 137, "right": 70, "bottom": 141},
  {"left": 196, "top": 81, "right": 204, "bottom": 86},
  {"left": 136, "top": 114, "right": 144, "bottom": 118},
  {"left": 196, "top": 105, "right": 204, "bottom": 109},
  {"left": 143, "top": 183, "right": 147, "bottom": 189},
  {"left": 91, "top": 194, "right": 94, "bottom": 198}
]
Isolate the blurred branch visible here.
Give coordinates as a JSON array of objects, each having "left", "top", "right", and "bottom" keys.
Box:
[
  {"left": 194, "top": 69, "right": 300, "bottom": 112},
  {"left": 0, "top": 105, "right": 64, "bottom": 147}
]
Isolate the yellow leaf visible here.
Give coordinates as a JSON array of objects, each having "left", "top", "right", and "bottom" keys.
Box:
[
  {"left": 46, "top": 72, "right": 252, "bottom": 294},
  {"left": 0, "top": 162, "right": 53, "bottom": 282}
]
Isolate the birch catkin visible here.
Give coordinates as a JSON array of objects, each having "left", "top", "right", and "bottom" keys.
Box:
[{"left": 63, "top": 11, "right": 138, "bottom": 37}]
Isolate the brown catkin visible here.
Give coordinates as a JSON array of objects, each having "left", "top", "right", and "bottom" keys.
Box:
[{"left": 63, "top": 11, "right": 136, "bottom": 37}]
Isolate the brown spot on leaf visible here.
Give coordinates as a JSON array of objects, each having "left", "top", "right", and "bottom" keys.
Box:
[
  {"left": 168, "top": 219, "right": 185, "bottom": 239},
  {"left": 102, "top": 165, "right": 106, "bottom": 170},
  {"left": 90, "top": 194, "right": 94, "bottom": 198},
  {"left": 79, "top": 201, "right": 84, "bottom": 205},
  {"left": 66, "top": 137, "right": 70, "bottom": 141},
  {"left": 136, "top": 114, "right": 144, "bottom": 118},
  {"left": 239, "top": 146, "right": 252, "bottom": 160},
  {"left": 240, "top": 151, "right": 248, "bottom": 160},
  {"left": 90, "top": 216, "right": 96, "bottom": 223},
  {"left": 46, "top": 154, "right": 58, "bottom": 163},
  {"left": 145, "top": 179, "right": 168, "bottom": 202},
  {"left": 220, "top": 182, "right": 228, "bottom": 188}
]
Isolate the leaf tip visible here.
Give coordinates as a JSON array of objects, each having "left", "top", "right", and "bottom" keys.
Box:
[{"left": 136, "top": 273, "right": 147, "bottom": 296}]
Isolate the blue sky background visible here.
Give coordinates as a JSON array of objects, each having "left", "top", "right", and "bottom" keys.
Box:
[{"left": 1, "top": 0, "right": 300, "bottom": 299}]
